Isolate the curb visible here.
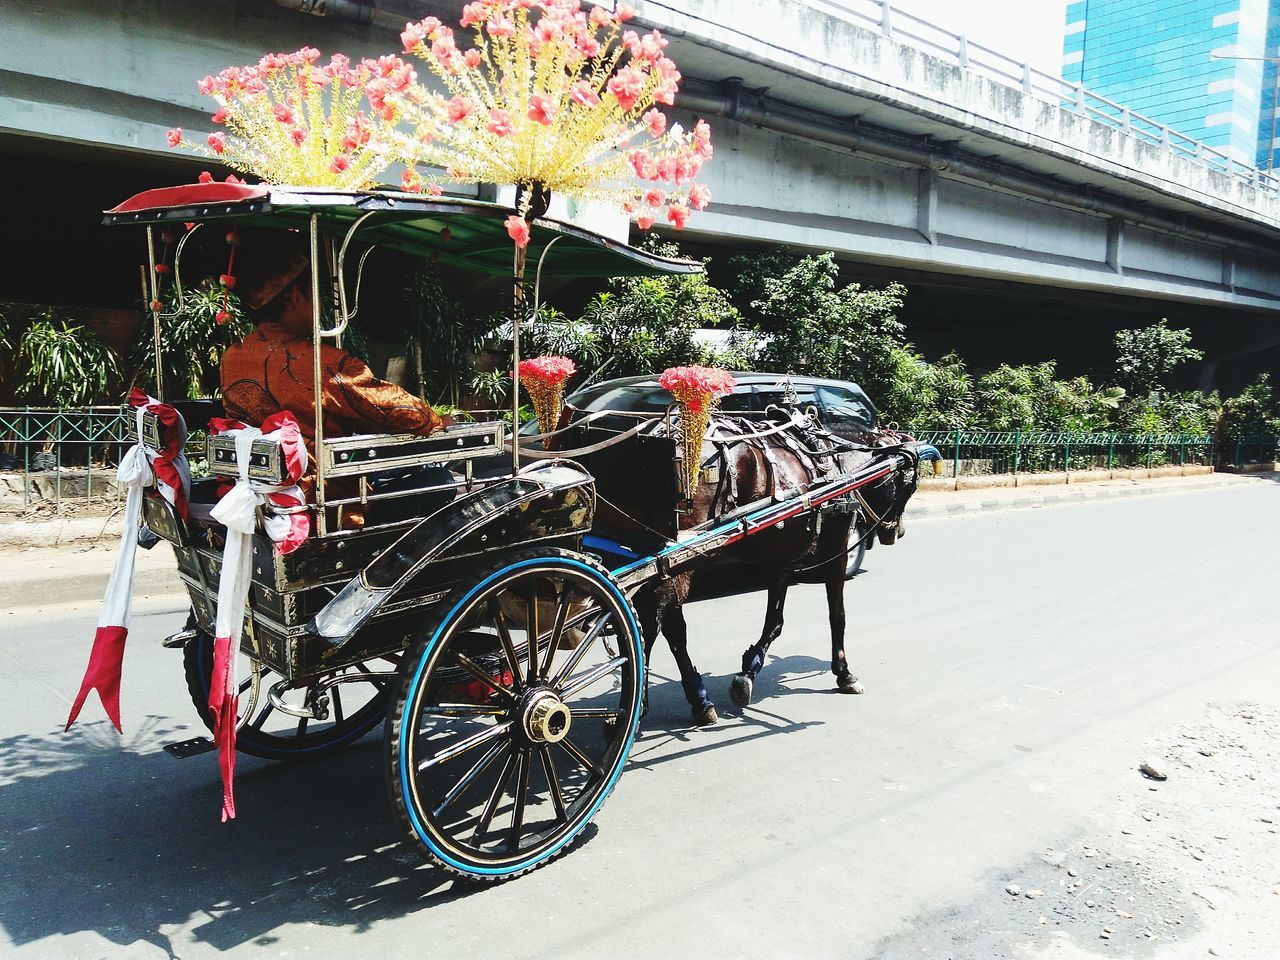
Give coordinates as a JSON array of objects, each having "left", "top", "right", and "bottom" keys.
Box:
[
  {"left": 0, "top": 541, "right": 186, "bottom": 610},
  {"left": 907, "top": 476, "right": 1245, "bottom": 519}
]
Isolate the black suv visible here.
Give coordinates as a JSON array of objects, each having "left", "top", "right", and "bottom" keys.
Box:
[{"left": 565, "top": 372, "right": 878, "bottom": 442}]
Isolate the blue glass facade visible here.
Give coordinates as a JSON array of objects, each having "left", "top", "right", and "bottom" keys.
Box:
[{"left": 1062, "top": 0, "right": 1280, "bottom": 168}]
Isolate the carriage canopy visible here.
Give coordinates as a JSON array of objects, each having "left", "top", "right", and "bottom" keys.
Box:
[{"left": 104, "top": 183, "right": 704, "bottom": 280}]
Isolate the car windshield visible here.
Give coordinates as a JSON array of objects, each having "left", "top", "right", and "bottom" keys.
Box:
[{"left": 570, "top": 382, "right": 759, "bottom": 414}]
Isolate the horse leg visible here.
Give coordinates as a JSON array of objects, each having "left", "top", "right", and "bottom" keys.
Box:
[
  {"left": 660, "top": 603, "right": 718, "bottom": 726},
  {"left": 729, "top": 580, "right": 788, "bottom": 708},
  {"left": 634, "top": 588, "right": 661, "bottom": 721},
  {"left": 827, "top": 571, "right": 863, "bottom": 694}
]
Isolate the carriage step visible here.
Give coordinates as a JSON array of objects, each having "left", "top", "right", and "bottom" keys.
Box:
[
  {"left": 161, "top": 628, "right": 199, "bottom": 650},
  {"left": 163, "top": 737, "right": 218, "bottom": 759}
]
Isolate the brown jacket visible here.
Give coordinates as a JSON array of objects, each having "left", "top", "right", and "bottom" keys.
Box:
[{"left": 220, "top": 322, "right": 444, "bottom": 453}]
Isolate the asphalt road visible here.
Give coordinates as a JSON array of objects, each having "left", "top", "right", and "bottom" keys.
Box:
[{"left": 3, "top": 480, "right": 1279, "bottom": 960}]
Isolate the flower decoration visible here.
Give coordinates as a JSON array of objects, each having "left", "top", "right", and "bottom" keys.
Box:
[
  {"left": 658, "top": 365, "right": 736, "bottom": 497},
  {"left": 167, "top": 47, "right": 406, "bottom": 189},
  {"left": 517, "top": 355, "right": 577, "bottom": 435},
  {"left": 389, "top": 1, "right": 713, "bottom": 240}
]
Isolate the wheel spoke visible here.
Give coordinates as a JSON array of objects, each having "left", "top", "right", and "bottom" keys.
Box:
[
  {"left": 488, "top": 597, "right": 524, "bottom": 691},
  {"left": 550, "top": 612, "right": 613, "bottom": 687},
  {"left": 331, "top": 685, "right": 345, "bottom": 724},
  {"left": 416, "top": 720, "right": 513, "bottom": 772},
  {"left": 568, "top": 706, "right": 624, "bottom": 720},
  {"left": 354, "top": 662, "right": 391, "bottom": 691},
  {"left": 432, "top": 740, "right": 508, "bottom": 819},
  {"left": 539, "top": 746, "right": 568, "bottom": 823},
  {"left": 455, "top": 652, "right": 518, "bottom": 704},
  {"left": 526, "top": 587, "right": 540, "bottom": 684},
  {"left": 560, "top": 656, "right": 627, "bottom": 700},
  {"left": 556, "top": 734, "right": 603, "bottom": 779},
  {"left": 506, "top": 750, "right": 531, "bottom": 852},
  {"left": 540, "top": 585, "right": 572, "bottom": 681},
  {"left": 249, "top": 701, "right": 275, "bottom": 730},
  {"left": 472, "top": 748, "right": 519, "bottom": 845},
  {"left": 419, "top": 703, "right": 509, "bottom": 718}
]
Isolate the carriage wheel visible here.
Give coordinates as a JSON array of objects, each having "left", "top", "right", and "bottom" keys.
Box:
[
  {"left": 183, "top": 623, "right": 390, "bottom": 761},
  {"left": 386, "top": 548, "right": 643, "bottom": 882}
]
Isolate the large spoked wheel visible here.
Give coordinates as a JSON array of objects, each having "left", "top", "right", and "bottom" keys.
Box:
[
  {"left": 387, "top": 548, "right": 643, "bottom": 883},
  {"left": 183, "top": 622, "right": 391, "bottom": 761}
]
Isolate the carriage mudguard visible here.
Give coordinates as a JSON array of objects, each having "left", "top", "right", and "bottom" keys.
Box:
[{"left": 307, "top": 461, "right": 594, "bottom": 649}]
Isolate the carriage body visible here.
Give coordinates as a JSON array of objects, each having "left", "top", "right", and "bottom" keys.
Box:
[{"left": 102, "top": 181, "right": 923, "bottom": 882}]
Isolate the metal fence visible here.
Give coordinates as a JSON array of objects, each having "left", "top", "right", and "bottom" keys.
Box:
[
  {"left": 810, "top": 0, "right": 1277, "bottom": 191},
  {"left": 0, "top": 407, "right": 134, "bottom": 511},
  {"left": 914, "top": 431, "right": 1219, "bottom": 477}
]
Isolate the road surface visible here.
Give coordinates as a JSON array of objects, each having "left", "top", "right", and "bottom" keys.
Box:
[{"left": 2, "top": 480, "right": 1278, "bottom": 959}]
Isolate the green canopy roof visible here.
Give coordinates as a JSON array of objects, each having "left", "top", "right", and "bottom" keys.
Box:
[{"left": 104, "top": 184, "right": 702, "bottom": 279}]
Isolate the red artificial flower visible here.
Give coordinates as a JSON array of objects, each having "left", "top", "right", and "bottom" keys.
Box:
[
  {"left": 505, "top": 214, "right": 530, "bottom": 249},
  {"left": 635, "top": 214, "right": 655, "bottom": 230},
  {"left": 155, "top": 263, "right": 170, "bottom": 275},
  {"left": 644, "top": 188, "right": 665, "bottom": 207},
  {"left": 486, "top": 16, "right": 515, "bottom": 37},
  {"left": 464, "top": 48, "right": 483, "bottom": 69},
  {"left": 607, "top": 67, "right": 644, "bottom": 111},
  {"left": 616, "top": 3, "right": 636, "bottom": 22},
  {"left": 666, "top": 201, "right": 690, "bottom": 229},
  {"left": 643, "top": 108, "right": 666, "bottom": 137},
  {"left": 329, "top": 154, "right": 351, "bottom": 173},
  {"left": 166, "top": 127, "right": 182, "bottom": 147},
  {"left": 211, "top": 107, "right": 230, "bottom": 125},
  {"left": 427, "top": 183, "right": 444, "bottom": 196},
  {"left": 460, "top": 3, "right": 485, "bottom": 28},
  {"left": 150, "top": 299, "right": 164, "bottom": 313},
  {"left": 570, "top": 80, "right": 600, "bottom": 108},
  {"left": 446, "top": 94, "right": 474, "bottom": 122},
  {"left": 487, "top": 108, "right": 513, "bottom": 137},
  {"left": 290, "top": 126, "right": 307, "bottom": 146},
  {"left": 517, "top": 355, "right": 577, "bottom": 386},
  {"left": 401, "top": 168, "right": 424, "bottom": 193},
  {"left": 219, "top": 274, "right": 236, "bottom": 289},
  {"left": 688, "top": 182, "right": 712, "bottom": 211},
  {"left": 658, "top": 365, "right": 736, "bottom": 412},
  {"left": 215, "top": 309, "right": 231, "bottom": 325},
  {"left": 197, "top": 171, "right": 215, "bottom": 184},
  {"left": 224, "top": 174, "right": 245, "bottom": 185},
  {"left": 207, "top": 132, "right": 226, "bottom": 154},
  {"left": 273, "top": 103, "right": 295, "bottom": 125},
  {"left": 225, "top": 229, "right": 242, "bottom": 246},
  {"left": 527, "top": 96, "right": 557, "bottom": 125},
  {"left": 589, "top": 6, "right": 613, "bottom": 27},
  {"left": 401, "top": 20, "right": 428, "bottom": 52}
]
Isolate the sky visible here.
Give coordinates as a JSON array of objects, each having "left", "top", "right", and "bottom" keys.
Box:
[{"left": 886, "top": 0, "right": 1068, "bottom": 77}]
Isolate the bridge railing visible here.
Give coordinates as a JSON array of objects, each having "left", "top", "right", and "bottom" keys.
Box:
[{"left": 812, "top": 0, "right": 1279, "bottom": 191}]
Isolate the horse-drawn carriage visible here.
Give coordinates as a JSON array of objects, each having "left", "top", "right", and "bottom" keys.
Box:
[{"left": 73, "top": 182, "right": 928, "bottom": 881}]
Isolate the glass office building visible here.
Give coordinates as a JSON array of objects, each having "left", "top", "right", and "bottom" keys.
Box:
[{"left": 1062, "top": 0, "right": 1280, "bottom": 169}]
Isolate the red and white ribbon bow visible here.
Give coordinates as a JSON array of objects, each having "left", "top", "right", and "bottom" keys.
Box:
[
  {"left": 206, "top": 412, "right": 309, "bottom": 821},
  {"left": 67, "top": 390, "right": 190, "bottom": 734}
]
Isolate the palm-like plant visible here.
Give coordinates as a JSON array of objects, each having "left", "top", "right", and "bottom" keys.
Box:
[
  {"left": 17, "top": 312, "right": 120, "bottom": 406},
  {"left": 130, "top": 281, "right": 254, "bottom": 399}
]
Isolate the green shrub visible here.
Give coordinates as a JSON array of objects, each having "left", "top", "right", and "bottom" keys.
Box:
[{"left": 18, "top": 312, "right": 120, "bottom": 406}]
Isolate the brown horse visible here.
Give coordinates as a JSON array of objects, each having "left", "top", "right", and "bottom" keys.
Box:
[{"left": 630, "top": 412, "right": 920, "bottom": 725}]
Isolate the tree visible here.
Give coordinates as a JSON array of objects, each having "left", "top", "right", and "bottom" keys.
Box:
[
  {"left": 747, "top": 252, "right": 907, "bottom": 401},
  {"left": 1113, "top": 319, "right": 1203, "bottom": 399},
  {"left": 18, "top": 312, "right": 120, "bottom": 406}
]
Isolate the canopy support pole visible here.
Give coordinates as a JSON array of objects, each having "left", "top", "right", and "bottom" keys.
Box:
[
  {"left": 311, "top": 213, "right": 328, "bottom": 537},
  {"left": 145, "top": 226, "right": 164, "bottom": 401}
]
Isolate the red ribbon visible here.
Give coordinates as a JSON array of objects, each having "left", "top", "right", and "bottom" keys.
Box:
[{"left": 65, "top": 626, "right": 128, "bottom": 733}]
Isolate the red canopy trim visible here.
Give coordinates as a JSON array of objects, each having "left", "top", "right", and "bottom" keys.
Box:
[{"left": 106, "top": 182, "right": 270, "bottom": 214}]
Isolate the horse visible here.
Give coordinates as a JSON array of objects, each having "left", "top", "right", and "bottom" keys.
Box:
[{"left": 628, "top": 411, "right": 920, "bottom": 726}]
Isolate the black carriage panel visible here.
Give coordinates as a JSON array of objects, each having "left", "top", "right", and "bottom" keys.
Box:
[
  {"left": 558, "top": 425, "right": 678, "bottom": 542},
  {"left": 321, "top": 422, "right": 503, "bottom": 476}
]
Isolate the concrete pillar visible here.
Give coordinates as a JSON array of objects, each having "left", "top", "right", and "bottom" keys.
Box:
[
  {"left": 1106, "top": 218, "right": 1124, "bottom": 274},
  {"left": 917, "top": 168, "right": 937, "bottom": 245}
]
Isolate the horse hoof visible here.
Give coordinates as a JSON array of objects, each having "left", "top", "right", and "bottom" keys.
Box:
[
  {"left": 729, "top": 674, "right": 753, "bottom": 708},
  {"left": 693, "top": 704, "right": 719, "bottom": 726},
  {"left": 838, "top": 675, "right": 864, "bottom": 695}
]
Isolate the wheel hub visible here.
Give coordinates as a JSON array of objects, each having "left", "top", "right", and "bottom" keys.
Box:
[{"left": 522, "top": 690, "right": 572, "bottom": 744}]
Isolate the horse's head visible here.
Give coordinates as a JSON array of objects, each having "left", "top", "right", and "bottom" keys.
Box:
[{"left": 860, "top": 442, "right": 926, "bottom": 545}]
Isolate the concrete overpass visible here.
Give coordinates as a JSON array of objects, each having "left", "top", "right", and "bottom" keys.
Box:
[{"left": 3, "top": 0, "right": 1280, "bottom": 385}]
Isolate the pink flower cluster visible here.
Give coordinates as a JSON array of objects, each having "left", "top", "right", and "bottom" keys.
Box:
[
  {"left": 658, "top": 366, "right": 737, "bottom": 413},
  {"left": 517, "top": 355, "right": 577, "bottom": 386}
]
